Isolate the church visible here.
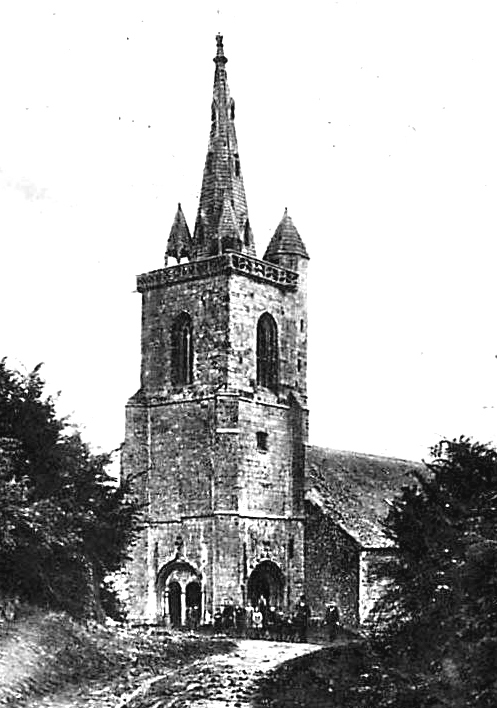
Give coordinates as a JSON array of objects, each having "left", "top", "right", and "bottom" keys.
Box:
[{"left": 121, "top": 35, "right": 420, "bottom": 628}]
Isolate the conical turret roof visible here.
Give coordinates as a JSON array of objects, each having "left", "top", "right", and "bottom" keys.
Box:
[
  {"left": 263, "top": 209, "right": 309, "bottom": 262},
  {"left": 166, "top": 203, "right": 192, "bottom": 263}
]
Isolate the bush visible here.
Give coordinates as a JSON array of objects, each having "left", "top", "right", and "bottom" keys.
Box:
[{"left": 0, "top": 359, "right": 142, "bottom": 619}]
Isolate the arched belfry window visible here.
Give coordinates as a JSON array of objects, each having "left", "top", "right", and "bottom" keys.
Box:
[
  {"left": 256, "top": 313, "right": 278, "bottom": 392},
  {"left": 171, "top": 313, "right": 193, "bottom": 386}
]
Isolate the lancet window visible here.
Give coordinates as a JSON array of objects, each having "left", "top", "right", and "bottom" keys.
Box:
[
  {"left": 171, "top": 312, "right": 193, "bottom": 385},
  {"left": 256, "top": 313, "right": 278, "bottom": 392}
]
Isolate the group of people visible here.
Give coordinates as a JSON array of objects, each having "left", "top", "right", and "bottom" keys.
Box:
[
  {"left": 183, "top": 595, "right": 341, "bottom": 642},
  {"left": 211, "top": 594, "right": 311, "bottom": 642},
  {"left": 206, "top": 595, "right": 340, "bottom": 643}
]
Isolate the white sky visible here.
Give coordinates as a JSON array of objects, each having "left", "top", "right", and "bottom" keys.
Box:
[{"left": 1, "top": 1, "right": 496, "bottom": 463}]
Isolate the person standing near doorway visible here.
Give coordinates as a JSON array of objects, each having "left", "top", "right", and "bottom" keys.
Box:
[
  {"left": 213, "top": 607, "right": 223, "bottom": 634},
  {"left": 295, "top": 595, "right": 311, "bottom": 642},
  {"left": 253, "top": 607, "right": 263, "bottom": 639},
  {"left": 245, "top": 603, "right": 254, "bottom": 638},
  {"left": 235, "top": 604, "right": 246, "bottom": 637},
  {"left": 190, "top": 604, "right": 200, "bottom": 631}
]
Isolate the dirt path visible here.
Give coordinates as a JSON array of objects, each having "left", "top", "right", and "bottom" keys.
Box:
[
  {"left": 122, "top": 639, "right": 322, "bottom": 708},
  {"left": 28, "top": 639, "right": 321, "bottom": 708}
]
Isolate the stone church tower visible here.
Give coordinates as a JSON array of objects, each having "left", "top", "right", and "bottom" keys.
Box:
[{"left": 122, "top": 35, "right": 310, "bottom": 624}]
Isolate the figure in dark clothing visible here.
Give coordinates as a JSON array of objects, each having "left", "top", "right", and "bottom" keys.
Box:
[
  {"left": 245, "top": 604, "right": 254, "bottom": 638},
  {"left": 274, "top": 607, "right": 285, "bottom": 641},
  {"left": 190, "top": 604, "right": 200, "bottom": 631},
  {"left": 222, "top": 601, "right": 235, "bottom": 633},
  {"left": 235, "top": 605, "right": 246, "bottom": 636},
  {"left": 257, "top": 595, "right": 267, "bottom": 613},
  {"left": 266, "top": 606, "right": 277, "bottom": 640},
  {"left": 295, "top": 595, "right": 311, "bottom": 642},
  {"left": 213, "top": 607, "right": 223, "bottom": 634},
  {"left": 325, "top": 603, "right": 340, "bottom": 642},
  {"left": 286, "top": 614, "right": 298, "bottom": 642}
]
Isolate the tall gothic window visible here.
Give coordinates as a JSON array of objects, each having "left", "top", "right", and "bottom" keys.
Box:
[
  {"left": 256, "top": 313, "right": 278, "bottom": 392},
  {"left": 171, "top": 313, "right": 193, "bottom": 386}
]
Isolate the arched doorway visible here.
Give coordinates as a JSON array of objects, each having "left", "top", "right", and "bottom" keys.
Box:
[
  {"left": 168, "top": 581, "right": 181, "bottom": 627},
  {"left": 156, "top": 560, "right": 202, "bottom": 626},
  {"left": 247, "top": 560, "right": 284, "bottom": 608}
]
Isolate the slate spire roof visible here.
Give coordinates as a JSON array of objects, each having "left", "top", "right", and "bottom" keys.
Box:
[
  {"left": 166, "top": 203, "right": 192, "bottom": 263},
  {"left": 264, "top": 208, "right": 309, "bottom": 263},
  {"left": 191, "top": 35, "right": 255, "bottom": 260}
]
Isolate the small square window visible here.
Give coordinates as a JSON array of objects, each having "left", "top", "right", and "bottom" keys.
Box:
[{"left": 256, "top": 431, "right": 268, "bottom": 451}]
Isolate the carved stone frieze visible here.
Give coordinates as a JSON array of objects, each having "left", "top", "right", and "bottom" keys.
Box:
[{"left": 137, "top": 252, "right": 298, "bottom": 293}]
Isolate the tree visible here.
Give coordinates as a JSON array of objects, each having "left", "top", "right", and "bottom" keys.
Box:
[
  {"left": 373, "top": 437, "right": 497, "bottom": 707},
  {"left": 0, "top": 358, "right": 142, "bottom": 620}
]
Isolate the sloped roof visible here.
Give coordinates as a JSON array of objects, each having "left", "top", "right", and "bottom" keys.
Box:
[
  {"left": 305, "top": 445, "right": 424, "bottom": 549},
  {"left": 264, "top": 209, "right": 309, "bottom": 261}
]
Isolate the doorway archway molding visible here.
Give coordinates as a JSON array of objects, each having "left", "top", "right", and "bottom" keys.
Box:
[{"left": 156, "top": 558, "right": 203, "bottom": 626}]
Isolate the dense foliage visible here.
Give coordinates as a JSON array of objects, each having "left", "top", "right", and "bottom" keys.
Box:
[
  {"left": 0, "top": 358, "right": 142, "bottom": 619},
  {"left": 261, "top": 438, "right": 497, "bottom": 708},
  {"left": 370, "top": 436, "right": 497, "bottom": 707}
]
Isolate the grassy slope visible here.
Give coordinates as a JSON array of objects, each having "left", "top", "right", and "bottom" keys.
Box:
[{"left": 0, "top": 609, "right": 234, "bottom": 707}]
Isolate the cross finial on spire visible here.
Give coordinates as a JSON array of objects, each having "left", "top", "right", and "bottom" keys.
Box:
[{"left": 215, "top": 33, "right": 227, "bottom": 64}]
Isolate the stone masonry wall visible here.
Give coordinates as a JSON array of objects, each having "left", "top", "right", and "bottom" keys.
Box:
[
  {"left": 238, "top": 399, "right": 293, "bottom": 515},
  {"left": 227, "top": 270, "right": 307, "bottom": 400},
  {"left": 121, "top": 404, "right": 150, "bottom": 619},
  {"left": 140, "top": 273, "right": 231, "bottom": 397},
  {"left": 304, "top": 501, "right": 360, "bottom": 626},
  {"left": 148, "top": 400, "right": 215, "bottom": 519}
]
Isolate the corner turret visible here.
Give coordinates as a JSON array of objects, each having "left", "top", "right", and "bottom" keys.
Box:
[
  {"left": 263, "top": 208, "right": 309, "bottom": 270},
  {"left": 166, "top": 203, "right": 192, "bottom": 264}
]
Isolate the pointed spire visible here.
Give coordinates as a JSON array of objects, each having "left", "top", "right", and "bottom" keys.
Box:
[
  {"left": 264, "top": 209, "right": 309, "bottom": 263},
  {"left": 166, "top": 203, "right": 192, "bottom": 263},
  {"left": 192, "top": 35, "right": 256, "bottom": 260}
]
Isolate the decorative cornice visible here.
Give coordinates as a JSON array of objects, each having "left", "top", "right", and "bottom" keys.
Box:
[{"left": 136, "top": 252, "right": 298, "bottom": 293}]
